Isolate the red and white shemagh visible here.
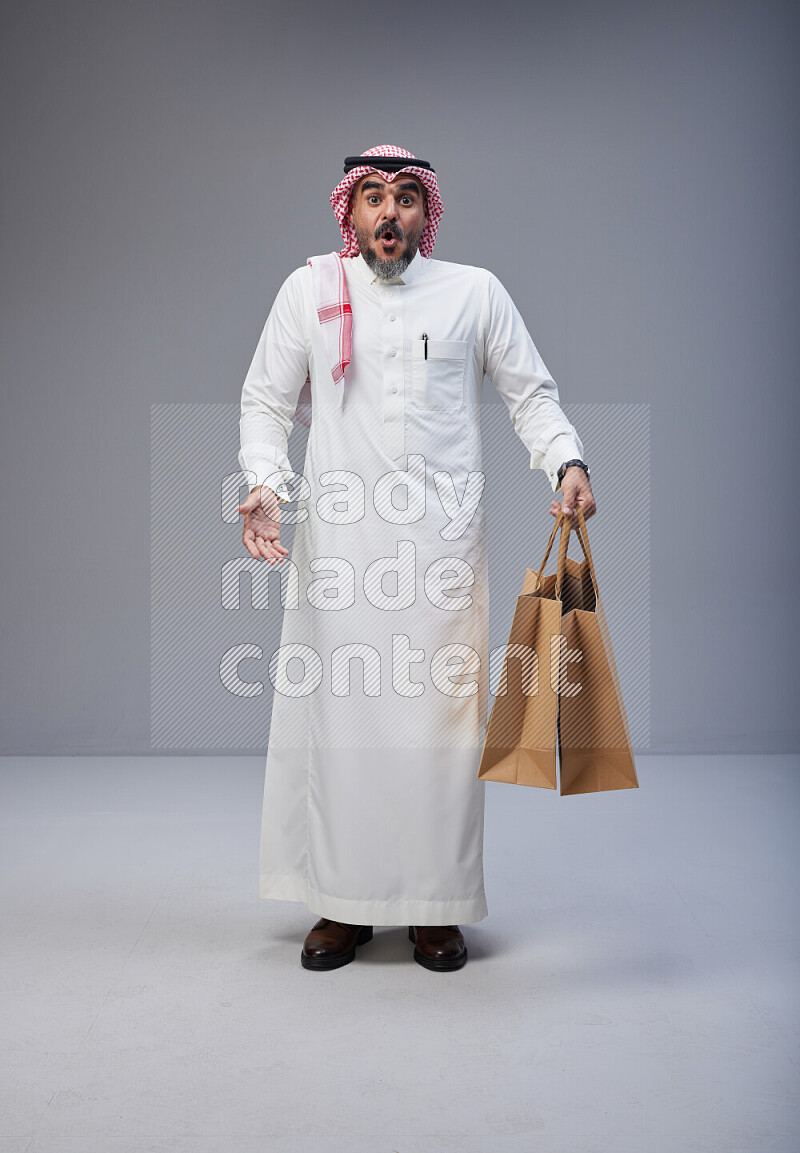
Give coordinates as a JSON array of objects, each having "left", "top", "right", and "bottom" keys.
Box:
[
  {"left": 307, "top": 146, "right": 443, "bottom": 412},
  {"left": 306, "top": 251, "right": 352, "bottom": 411}
]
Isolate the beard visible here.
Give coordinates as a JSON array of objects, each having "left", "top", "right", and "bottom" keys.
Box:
[{"left": 355, "top": 220, "right": 423, "bottom": 280}]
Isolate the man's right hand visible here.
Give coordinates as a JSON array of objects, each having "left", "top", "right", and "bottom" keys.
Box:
[{"left": 237, "top": 486, "right": 290, "bottom": 565}]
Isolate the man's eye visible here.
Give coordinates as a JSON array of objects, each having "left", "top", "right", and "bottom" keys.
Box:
[{"left": 368, "top": 196, "right": 380, "bottom": 204}]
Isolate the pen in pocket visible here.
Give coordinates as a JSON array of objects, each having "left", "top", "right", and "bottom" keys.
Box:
[{"left": 422, "top": 332, "right": 428, "bottom": 360}]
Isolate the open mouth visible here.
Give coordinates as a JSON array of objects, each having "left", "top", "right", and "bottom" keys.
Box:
[{"left": 378, "top": 227, "right": 400, "bottom": 251}]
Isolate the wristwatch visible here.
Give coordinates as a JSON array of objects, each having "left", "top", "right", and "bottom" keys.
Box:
[{"left": 557, "top": 458, "right": 590, "bottom": 487}]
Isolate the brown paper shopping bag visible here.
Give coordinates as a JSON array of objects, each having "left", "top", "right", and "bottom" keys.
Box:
[
  {"left": 477, "top": 509, "right": 574, "bottom": 788},
  {"left": 478, "top": 508, "right": 638, "bottom": 795},
  {"left": 557, "top": 507, "right": 638, "bottom": 794}
]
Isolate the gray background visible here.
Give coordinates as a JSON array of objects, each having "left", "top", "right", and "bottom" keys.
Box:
[{"left": 1, "top": 0, "right": 797, "bottom": 754}]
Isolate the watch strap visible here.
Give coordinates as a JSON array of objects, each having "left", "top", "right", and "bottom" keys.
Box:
[{"left": 557, "top": 458, "right": 590, "bottom": 486}]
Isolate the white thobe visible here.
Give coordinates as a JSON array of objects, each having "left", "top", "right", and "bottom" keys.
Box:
[{"left": 238, "top": 251, "right": 583, "bottom": 925}]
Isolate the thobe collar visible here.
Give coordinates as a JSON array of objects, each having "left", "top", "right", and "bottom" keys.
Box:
[{"left": 349, "top": 249, "right": 427, "bottom": 288}]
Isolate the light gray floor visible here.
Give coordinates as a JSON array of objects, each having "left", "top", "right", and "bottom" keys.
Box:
[{"left": 0, "top": 754, "right": 797, "bottom": 1153}]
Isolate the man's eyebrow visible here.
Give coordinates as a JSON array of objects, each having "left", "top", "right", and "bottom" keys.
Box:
[{"left": 359, "top": 179, "right": 422, "bottom": 195}]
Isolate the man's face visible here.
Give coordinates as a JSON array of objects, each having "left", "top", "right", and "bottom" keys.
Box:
[{"left": 349, "top": 173, "right": 428, "bottom": 279}]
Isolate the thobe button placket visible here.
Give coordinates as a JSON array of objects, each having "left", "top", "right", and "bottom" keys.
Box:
[{"left": 382, "top": 297, "right": 405, "bottom": 460}]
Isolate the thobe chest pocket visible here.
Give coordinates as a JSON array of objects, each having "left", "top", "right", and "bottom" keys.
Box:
[{"left": 411, "top": 338, "right": 467, "bottom": 411}]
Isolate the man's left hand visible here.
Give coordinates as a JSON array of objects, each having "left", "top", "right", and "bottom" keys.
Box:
[{"left": 548, "top": 466, "right": 597, "bottom": 523}]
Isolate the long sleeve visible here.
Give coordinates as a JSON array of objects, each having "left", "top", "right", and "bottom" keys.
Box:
[
  {"left": 238, "top": 267, "right": 310, "bottom": 503},
  {"left": 481, "top": 271, "right": 584, "bottom": 493}
]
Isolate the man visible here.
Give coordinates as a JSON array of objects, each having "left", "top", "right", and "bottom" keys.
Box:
[{"left": 236, "top": 145, "right": 595, "bottom": 973}]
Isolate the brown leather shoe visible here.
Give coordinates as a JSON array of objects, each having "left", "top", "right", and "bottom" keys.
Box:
[
  {"left": 300, "top": 917, "right": 374, "bottom": 970},
  {"left": 408, "top": 925, "right": 468, "bottom": 971}
]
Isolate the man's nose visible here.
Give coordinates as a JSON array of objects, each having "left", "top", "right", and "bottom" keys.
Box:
[{"left": 381, "top": 196, "right": 398, "bottom": 219}]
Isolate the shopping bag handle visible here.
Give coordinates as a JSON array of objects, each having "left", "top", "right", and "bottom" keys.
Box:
[
  {"left": 570, "top": 506, "right": 601, "bottom": 601},
  {"left": 533, "top": 506, "right": 601, "bottom": 602},
  {"left": 533, "top": 508, "right": 572, "bottom": 600},
  {"left": 533, "top": 513, "right": 562, "bottom": 588}
]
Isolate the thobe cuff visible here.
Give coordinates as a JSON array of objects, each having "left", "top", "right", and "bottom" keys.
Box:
[
  {"left": 537, "top": 432, "right": 586, "bottom": 493},
  {"left": 238, "top": 445, "right": 295, "bottom": 503}
]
